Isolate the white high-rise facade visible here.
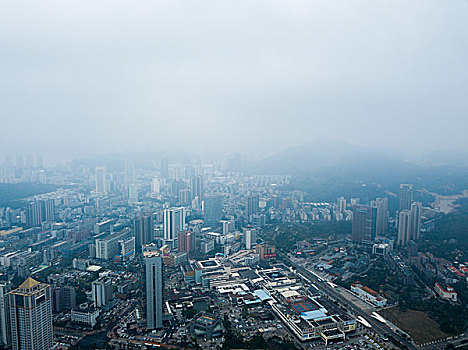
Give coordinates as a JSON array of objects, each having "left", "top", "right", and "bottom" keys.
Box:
[
  {"left": 145, "top": 252, "right": 163, "bottom": 330},
  {"left": 95, "top": 167, "right": 107, "bottom": 194},
  {"left": 163, "top": 207, "right": 185, "bottom": 248}
]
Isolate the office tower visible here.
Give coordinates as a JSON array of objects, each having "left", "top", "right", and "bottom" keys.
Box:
[
  {"left": 203, "top": 195, "right": 223, "bottom": 224},
  {"left": 177, "top": 231, "right": 193, "bottom": 253},
  {"left": 95, "top": 167, "right": 107, "bottom": 194},
  {"left": 170, "top": 179, "right": 184, "bottom": 196},
  {"left": 222, "top": 220, "right": 235, "bottom": 235},
  {"left": 351, "top": 205, "right": 377, "bottom": 243},
  {"left": 41, "top": 199, "right": 55, "bottom": 222},
  {"left": 245, "top": 195, "right": 259, "bottom": 219},
  {"left": 410, "top": 202, "right": 422, "bottom": 241},
  {"left": 125, "top": 162, "right": 135, "bottom": 185},
  {"left": 371, "top": 198, "right": 388, "bottom": 236},
  {"left": 52, "top": 286, "right": 76, "bottom": 313},
  {"left": 337, "top": 197, "right": 347, "bottom": 213},
  {"left": 95, "top": 229, "right": 132, "bottom": 260},
  {"left": 399, "top": 184, "right": 413, "bottom": 211},
  {"left": 144, "top": 251, "right": 163, "bottom": 330},
  {"left": 92, "top": 278, "right": 113, "bottom": 308},
  {"left": 243, "top": 228, "right": 257, "bottom": 250},
  {"left": 9, "top": 277, "right": 53, "bottom": 350},
  {"left": 160, "top": 159, "right": 169, "bottom": 179},
  {"left": 397, "top": 210, "right": 411, "bottom": 246},
  {"left": 190, "top": 175, "right": 204, "bottom": 201},
  {"left": 26, "top": 202, "right": 42, "bottom": 227},
  {"left": 163, "top": 207, "right": 185, "bottom": 248},
  {"left": 178, "top": 189, "right": 192, "bottom": 205},
  {"left": 152, "top": 177, "right": 160, "bottom": 194},
  {"left": 128, "top": 183, "right": 139, "bottom": 204},
  {"left": 0, "top": 282, "right": 11, "bottom": 347},
  {"left": 134, "top": 214, "right": 154, "bottom": 252},
  {"left": 119, "top": 236, "right": 135, "bottom": 260},
  {"left": 26, "top": 199, "right": 55, "bottom": 227}
]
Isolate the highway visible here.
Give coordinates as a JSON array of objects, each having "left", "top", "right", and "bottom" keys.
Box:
[{"left": 278, "top": 251, "right": 417, "bottom": 350}]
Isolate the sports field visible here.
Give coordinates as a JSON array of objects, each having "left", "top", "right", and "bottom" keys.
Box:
[{"left": 380, "top": 308, "right": 450, "bottom": 344}]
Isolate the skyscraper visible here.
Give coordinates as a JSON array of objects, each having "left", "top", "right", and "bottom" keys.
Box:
[
  {"left": 134, "top": 214, "right": 154, "bottom": 252},
  {"left": 177, "top": 231, "right": 193, "bottom": 253},
  {"left": 8, "top": 277, "right": 53, "bottom": 350},
  {"left": 203, "top": 195, "right": 223, "bottom": 224},
  {"left": 371, "top": 198, "right": 388, "bottom": 236},
  {"left": 26, "top": 199, "right": 55, "bottom": 228},
  {"left": 399, "top": 184, "right": 413, "bottom": 211},
  {"left": 92, "top": 278, "right": 113, "bottom": 308},
  {"left": 245, "top": 194, "right": 259, "bottom": 220},
  {"left": 397, "top": 210, "right": 411, "bottom": 246},
  {"left": 145, "top": 251, "right": 163, "bottom": 330},
  {"left": 163, "top": 207, "right": 185, "bottom": 248},
  {"left": 95, "top": 167, "right": 107, "bottom": 194},
  {"left": 26, "top": 202, "right": 42, "bottom": 227},
  {"left": 243, "top": 227, "right": 257, "bottom": 250},
  {"left": 0, "top": 282, "right": 11, "bottom": 348},
  {"left": 351, "top": 205, "right": 376, "bottom": 243},
  {"left": 190, "top": 175, "right": 204, "bottom": 201},
  {"left": 160, "top": 159, "right": 169, "bottom": 179},
  {"left": 410, "top": 202, "right": 422, "bottom": 241}
]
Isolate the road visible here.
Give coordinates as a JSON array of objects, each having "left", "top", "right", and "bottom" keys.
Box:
[{"left": 277, "top": 251, "right": 417, "bottom": 350}]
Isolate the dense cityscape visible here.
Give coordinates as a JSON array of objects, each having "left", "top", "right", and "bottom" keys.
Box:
[{"left": 0, "top": 154, "right": 466, "bottom": 350}]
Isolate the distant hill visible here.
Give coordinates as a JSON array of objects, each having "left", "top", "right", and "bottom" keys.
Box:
[{"left": 246, "top": 141, "right": 468, "bottom": 200}]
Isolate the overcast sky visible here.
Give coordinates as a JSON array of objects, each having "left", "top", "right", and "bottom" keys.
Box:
[{"left": 1, "top": 0, "right": 467, "bottom": 158}]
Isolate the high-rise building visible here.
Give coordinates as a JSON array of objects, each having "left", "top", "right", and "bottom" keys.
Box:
[
  {"left": 52, "top": 285, "right": 76, "bottom": 313},
  {"left": 243, "top": 227, "right": 257, "bottom": 250},
  {"left": 245, "top": 195, "right": 259, "bottom": 220},
  {"left": 190, "top": 175, "right": 204, "bottom": 201},
  {"left": 371, "top": 198, "right": 388, "bottom": 236},
  {"left": 177, "top": 231, "right": 193, "bottom": 253},
  {"left": 410, "top": 202, "right": 422, "bottom": 241},
  {"left": 134, "top": 214, "right": 154, "bottom": 252},
  {"left": 399, "top": 184, "right": 413, "bottom": 211},
  {"left": 144, "top": 251, "right": 163, "bottom": 330},
  {"left": 92, "top": 278, "right": 113, "bottom": 308},
  {"left": 95, "top": 229, "right": 132, "bottom": 260},
  {"left": 128, "top": 183, "right": 139, "bottom": 204},
  {"left": 178, "top": 189, "right": 192, "bottom": 206},
  {"left": 8, "top": 277, "right": 53, "bottom": 350},
  {"left": 26, "top": 202, "right": 42, "bottom": 227},
  {"left": 0, "top": 282, "right": 11, "bottom": 347},
  {"left": 351, "top": 205, "right": 377, "bottom": 243},
  {"left": 397, "top": 210, "right": 411, "bottom": 246},
  {"left": 25, "top": 199, "right": 55, "bottom": 228},
  {"left": 95, "top": 167, "right": 107, "bottom": 194},
  {"left": 163, "top": 208, "right": 185, "bottom": 248},
  {"left": 152, "top": 177, "right": 160, "bottom": 194},
  {"left": 222, "top": 220, "right": 235, "bottom": 235},
  {"left": 203, "top": 195, "right": 223, "bottom": 224},
  {"left": 160, "top": 159, "right": 169, "bottom": 179},
  {"left": 41, "top": 199, "right": 55, "bottom": 222},
  {"left": 337, "top": 197, "right": 347, "bottom": 213}
]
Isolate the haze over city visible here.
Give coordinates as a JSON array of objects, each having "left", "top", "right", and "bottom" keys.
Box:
[
  {"left": 1, "top": 0, "right": 468, "bottom": 158},
  {"left": 1, "top": 2, "right": 468, "bottom": 350}
]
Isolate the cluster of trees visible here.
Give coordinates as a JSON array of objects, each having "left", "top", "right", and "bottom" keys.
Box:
[
  {"left": 222, "top": 316, "right": 296, "bottom": 350},
  {"left": 267, "top": 221, "right": 351, "bottom": 251},
  {"left": 0, "top": 183, "right": 57, "bottom": 208}
]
